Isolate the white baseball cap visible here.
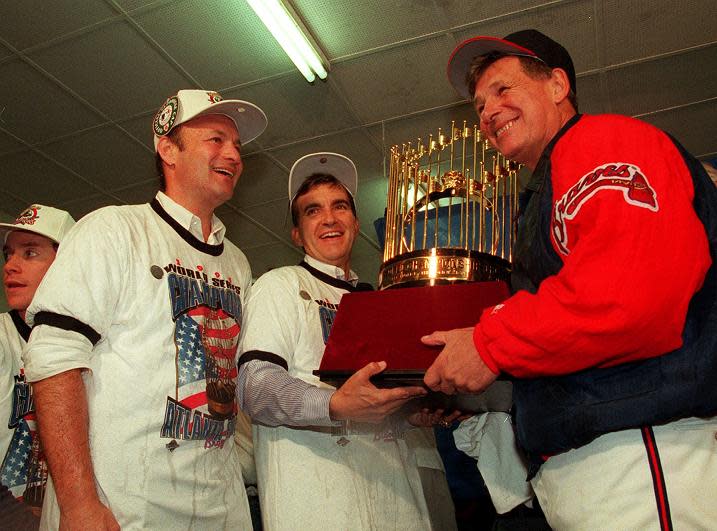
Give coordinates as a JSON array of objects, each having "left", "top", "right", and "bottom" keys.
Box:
[
  {"left": 0, "top": 204, "right": 76, "bottom": 245},
  {"left": 152, "top": 89, "right": 268, "bottom": 150},
  {"left": 288, "top": 152, "right": 358, "bottom": 205}
]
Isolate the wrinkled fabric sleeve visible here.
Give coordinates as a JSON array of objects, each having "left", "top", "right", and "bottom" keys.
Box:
[
  {"left": 475, "top": 118, "right": 711, "bottom": 377},
  {"left": 237, "top": 271, "right": 337, "bottom": 427},
  {"left": 22, "top": 208, "right": 127, "bottom": 382},
  {"left": 238, "top": 360, "right": 336, "bottom": 427}
]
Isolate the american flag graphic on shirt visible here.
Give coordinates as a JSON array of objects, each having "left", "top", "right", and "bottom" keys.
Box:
[
  {"left": 175, "top": 305, "right": 238, "bottom": 416},
  {"left": 1, "top": 417, "right": 47, "bottom": 505},
  {"left": 161, "top": 304, "right": 240, "bottom": 448}
]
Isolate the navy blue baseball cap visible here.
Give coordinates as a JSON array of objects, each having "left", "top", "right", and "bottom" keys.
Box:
[{"left": 447, "top": 29, "right": 576, "bottom": 100}]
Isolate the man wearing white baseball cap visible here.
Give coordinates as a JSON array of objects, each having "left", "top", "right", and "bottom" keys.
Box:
[
  {"left": 237, "top": 153, "right": 456, "bottom": 530},
  {"left": 0, "top": 205, "right": 75, "bottom": 527},
  {"left": 23, "top": 89, "right": 266, "bottom": 530}
]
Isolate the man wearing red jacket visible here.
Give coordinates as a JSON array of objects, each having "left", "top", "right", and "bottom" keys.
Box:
[{"left": 424, "top": 29, "right": 717, "bottom": 529}]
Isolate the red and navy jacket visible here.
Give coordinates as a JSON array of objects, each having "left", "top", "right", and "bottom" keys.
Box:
[{"left": 472, "top": 114, "right": 717, "bottom": 468}]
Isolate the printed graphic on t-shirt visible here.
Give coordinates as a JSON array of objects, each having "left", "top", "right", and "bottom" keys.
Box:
[
  {"left": 160, "top": 260, "right": 242, "bottom": 450},
  {"left": 315, "top": 298, "right": 339, "bottom": 344},
  {"left": 1, "top": 371, "right": 48, "bottom": 507}
]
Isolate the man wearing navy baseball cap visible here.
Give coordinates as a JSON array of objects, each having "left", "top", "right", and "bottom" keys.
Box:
[
  {"left": 23, "top": 90, "right": 267, "bottom": 530},
  {"left": 423, "top": 29, "right": 717, "bottom": 528}
]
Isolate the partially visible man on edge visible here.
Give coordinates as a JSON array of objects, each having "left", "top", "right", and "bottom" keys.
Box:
[
  {"left": 422, "top": 29, "right": 717, "bottom": 529},
  {"left": 22, "top": 89, "right": 267, "bottom": 530},
  {"left": 237, "top": 152, "right": 457, "bottom": 530},
  {"left": 0, "top": 205, "right": 75, "bottom": 530}
]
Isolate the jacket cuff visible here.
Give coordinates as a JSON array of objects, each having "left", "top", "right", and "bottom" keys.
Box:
[{"left": 473, "top": 323, "right": 500, "bottom": 375}]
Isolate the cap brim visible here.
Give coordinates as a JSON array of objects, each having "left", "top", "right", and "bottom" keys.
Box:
[
  {"left": 0, "top": 222, "right": 60, "bottom": 245},
  {"left": 153, "top": 99, "right": 268, "bottom": 149},
  {"left": 289, "top": 153, "right": 358, "bottom": 203},
  {"left": 447, "top": 36, "right": 538, "bottom": 100}
]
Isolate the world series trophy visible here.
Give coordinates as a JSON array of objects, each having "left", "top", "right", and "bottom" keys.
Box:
[
  {"left": 380, "top": 120, "right": 517, "bottom": 288},
  {"left": 316, "top": 121, "right": 520, "bottom": 412}
]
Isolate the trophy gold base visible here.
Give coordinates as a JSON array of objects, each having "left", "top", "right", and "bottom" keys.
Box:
[{"left": 378, "top": 248, "right": 510, "bottom": 290}]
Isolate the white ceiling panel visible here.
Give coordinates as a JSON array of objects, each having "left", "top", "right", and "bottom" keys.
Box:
[
  {"left": 225, "top": 75, "right": 362, "bottom": 148},
  {"left": 42, "top": 126, "right": 154, "bottom": 189},
  {"left": 0, "top": 1, "right": 116, "bottom": 51},
  {"left": 241, "top": 201, "right": 295, "bottom": 242},
  {"left": 368, "top": 103, "right": 480, "bottom": 154},
  {"left": 0, "top": 150, "right": 100, "bottom": 205},
  {"left": 228, "top": 153, "right": 289, "bottom": 208},
  {"left": 641, "top": 99, "right": 717, "bottom": 159},
  {"left": 295, "top": 0, "right": 449, "bottom": 58},
  {"left": 216, "top": 202, "right": 288, "bottom": 250},
  {"left": 332, "top": 36, "right": 458, "bottom": 123},
  {"left": 0, "top": 129, "right": 25, "bottom": 157},
  {"left": 441, "top": 0, "right": 562, "bottom": 28},
  {"left": 605, "top": 46, "right": 717, "bottom": 117},
  {"left": 110, "top": 179, "right": 159, "bottom": 205},
  {"left": 133, "top": 0, "right": 294, "bottom": 87},
  {"left": 116, "top": 113, "right": 156, "bottom": 150},
  {"left": 600, "top": 0, "right": 716, "bottom": 65},
  {"left": 114, "top": 0, "right": 173, "bottom": 14},
  {"left": 0, "top": 59, "right": 103, "bottom": 144},
  {"left": 27, "top": 20, "right": 191, "bottom": 120},
  {"left": 574, "top": 72, "right": 607, "bottom": 115}
]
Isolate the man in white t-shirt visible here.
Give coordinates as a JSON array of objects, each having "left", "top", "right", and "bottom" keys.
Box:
[
  {"left": 0, "top": 205, "right": 75, "bottom": 528},
  {"left": 23, "top": 89, "right": 266, "bottom": 530},
  {"left": 238, "top": 153, "right": 456, "bottom": 530}
]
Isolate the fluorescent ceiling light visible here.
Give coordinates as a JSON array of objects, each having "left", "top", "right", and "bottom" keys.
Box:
[{"left": 247, "top": 0, "right": 329, "bottom": 83}]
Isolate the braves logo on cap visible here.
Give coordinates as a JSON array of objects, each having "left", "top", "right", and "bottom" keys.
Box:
[
  {"left": 14, "top": 206, "right": 40, "bottom": 226},
  {"left": 153, "top": 96, "right": 179, "bottom": 137},
  {"left": 207, "top": 91, "right": 223, "bottom": 104}
]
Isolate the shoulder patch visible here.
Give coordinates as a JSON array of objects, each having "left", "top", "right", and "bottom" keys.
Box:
[{"left": 552, "top": 163, "right": 658, "bottom": 254}]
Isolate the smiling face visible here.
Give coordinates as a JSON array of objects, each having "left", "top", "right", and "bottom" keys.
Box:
[
  {"left": 3, "top": 231, "right": 57, "bottom": 319},
  {"left": 160, "top": 113, "right": 243, "bottom": 214},
  {"left": 291, "top": 182, "right": 359, "bottom": 277},
  {"left": 473, "top": 55, "right": 572, "bottom": 170}
]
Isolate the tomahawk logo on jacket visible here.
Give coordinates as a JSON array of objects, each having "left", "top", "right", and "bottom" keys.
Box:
[{"left": 552, "top": 162, "right": 658, "bottom": 254}]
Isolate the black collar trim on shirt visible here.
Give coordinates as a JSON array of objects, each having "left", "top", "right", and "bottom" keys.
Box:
[
  {"left": 150, "top": 198, "right": 224, "bottom": 256},
  {"left": 9, "top": 310, "right": 31, "bottom": 342},
  {"left": 299, "top": 261, "right": 373, "bottom": 292}
]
